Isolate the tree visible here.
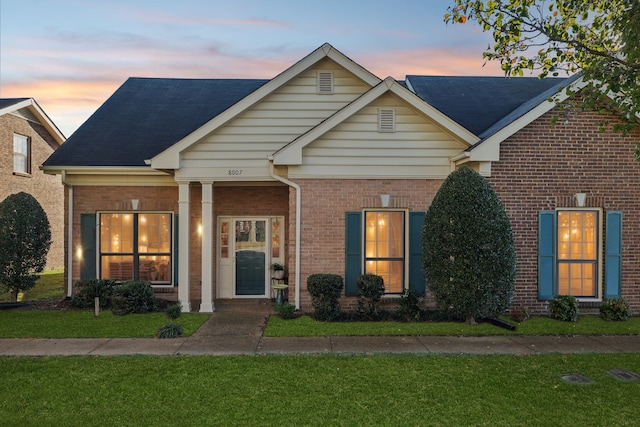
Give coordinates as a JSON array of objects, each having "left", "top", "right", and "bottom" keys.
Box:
[
  {"left": 422, "top": 167, "right": 516, "bottom": 323},
  {"left": 445, "top": 1, "right": 640, "bottom": 154},
  {"left": 0, "top": 192, "right": 52, "bottom": 302}
]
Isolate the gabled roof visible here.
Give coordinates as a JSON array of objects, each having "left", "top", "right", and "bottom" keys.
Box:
[
  {"left": 272, "top": 77, "right": 479, "bottom": 165},
  {"left": 43, "top": 78, "right": 268, "bottom": 167},
  {"left": 150, "top": 43, "right": 382, "bottom": 169},
  {"left": 0, "top": 98, "right": 66, "bottom": 146},
  {"left": 406, "top": 75, "right": 568, "bottom": 136}
]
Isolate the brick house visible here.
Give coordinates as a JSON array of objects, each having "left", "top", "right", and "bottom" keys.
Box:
[
  {"left": 42, "top": 44, "right": 639, "bottom": 314},
  {"left": 1, "top": 98, "right": 65, "bottom": 269}
]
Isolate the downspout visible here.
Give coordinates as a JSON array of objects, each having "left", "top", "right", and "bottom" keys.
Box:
[
  {"left": 61, "top": 170, "right": 74, "bottom": 298},
  {"left": 268, "top": 160, "right": 301, "bottom": 310}
]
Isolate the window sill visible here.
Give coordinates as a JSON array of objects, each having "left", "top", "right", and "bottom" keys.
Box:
[{"left": 12, "top": 172, "right": 32, "bottom": 178}]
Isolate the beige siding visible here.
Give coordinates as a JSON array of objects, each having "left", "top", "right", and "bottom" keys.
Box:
[
  {"left": 178, "top": 59, "right": 371, "bottom": 181},
  {"left": 288, "top": 94, "right": 468, "bottom": 179}
]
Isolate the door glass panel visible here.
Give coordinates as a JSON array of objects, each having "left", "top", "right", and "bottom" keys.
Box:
[
  {"left": 235, "top": 220, "right": 267, "bottom": 295},
  {"left": 220, "top": 221, "right": 229, "bottom": 258}
]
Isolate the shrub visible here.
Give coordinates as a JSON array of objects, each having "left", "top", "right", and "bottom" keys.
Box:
[
  {"left": 111, "top": 280, "right": 157, "bottom": 315},
  {"left": 307, "top": 273, "right": 344, "bottom": 321},
  {"left": 275, "top": 302, "right": 296, "bottom": 319},
  {"left": 600, "top": 298, "right": 631, "bottom": 321},
  {"left": 396, "top": 287, "right": 423, "bottom": 322},
  {"left": 356, "top": 274, "right": 385, "bottom": 320},
  {"left": 0, "top": 192, "right": 52, "bottom": 302},
  {"left": 157, "top": 323, "right": 183, "bottom": 339},
  {"left": 549, "top": 295, "right": 580, "bottom": 322},
  {"left": 422, "top": 167, "right": 516, "bottom": 323},
  {"left": 70, "top": 279, "right": 117, "bottom": 308},
  {"left": 509, "top": 306, "right": 530, "bottom": 323},
  {"left": 166, "top": 301, "right": 183, "bottom": 319}
]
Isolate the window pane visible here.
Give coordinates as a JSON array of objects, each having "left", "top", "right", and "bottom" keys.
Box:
[
  {"left": 138, "top": 214, "right": 170, "bottom": 253},
  {"left": 102, "top": 256, "right": 134, "bottom": 281},
  {"left": 100, "top": 214, "right": 133, "bottom": 253},
  {"left": 139, "top": 256, "right": 170, "bottom": 282},
  {"left": 13, "top": 134, "right": 29, "bottom": 173}
]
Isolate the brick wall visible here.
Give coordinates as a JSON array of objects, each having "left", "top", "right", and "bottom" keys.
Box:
[
  {"left": 486, "top": 105, "right": 640, "bottom": 315},
  {"left": 0, "top": 114, "right": 64, "bottom": 269}
]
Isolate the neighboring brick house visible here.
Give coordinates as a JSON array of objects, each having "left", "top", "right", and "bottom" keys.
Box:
[
  {"left": 42, "top": 44, "right": 639, "bottom": 315},
  {"left": 0, "top": 98, "right": 65, "bottom": 270}
]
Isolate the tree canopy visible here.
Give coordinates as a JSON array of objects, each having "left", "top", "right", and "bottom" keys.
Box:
[
  {"left": 446, "top": 1, "right": 640, "bottom": 153},
  {"left": 0, "top": 192, "right": 52, "bottom": 302}
]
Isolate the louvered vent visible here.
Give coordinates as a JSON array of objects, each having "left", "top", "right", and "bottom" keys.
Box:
[
  {"left": 317, "top": 71, "right": 334, "bottom": 94},
  {"left": 378, "top": 108, "right": 396, "bottom": 132}
]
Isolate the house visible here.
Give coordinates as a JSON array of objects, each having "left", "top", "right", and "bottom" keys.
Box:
[
  {"left": 1, "top": 98, "right": 65, "bottom": 269},
  {"left": 42, "top": 43, "right": 640, "bottom": 314}
]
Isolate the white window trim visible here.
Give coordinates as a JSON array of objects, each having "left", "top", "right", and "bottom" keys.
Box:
[
  {"left": 13, "top": 133, "right": 30, "bottom": 175},
  {"left": 556, "top": 207, "right": 603, "bottom": 302}
]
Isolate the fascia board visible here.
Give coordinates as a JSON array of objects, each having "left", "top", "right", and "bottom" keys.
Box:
[
  {"left": 150, "top": 43, "right": 382, "bottom": 170},
  {"left": 40, "top": 165, "right": 167, "bottom": 176}
]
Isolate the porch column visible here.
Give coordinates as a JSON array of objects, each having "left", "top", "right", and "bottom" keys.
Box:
[
  {"left": 200, "top": 181, "right": 215, "bottom": 312},
  {"left": 178, "top": 182, "right": 191, "bottom": 312}
]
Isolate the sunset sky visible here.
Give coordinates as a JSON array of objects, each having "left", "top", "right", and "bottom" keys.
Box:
[{"left": 0, "top": 0, "right": 506, "bottom": 137}]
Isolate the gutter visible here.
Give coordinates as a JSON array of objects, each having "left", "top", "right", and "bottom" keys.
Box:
[
  {"left": 268, "top": 160, "right": 301, "bottom": 310},
  {"left": 61, "top": 171, "right": 74, "bottom": 298}
]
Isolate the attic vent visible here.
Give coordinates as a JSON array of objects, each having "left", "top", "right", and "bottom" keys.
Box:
[
  {"left": 13, "top": 107, "right": 39, "bottom": 123},
  {"left": 317, "top": 71, "right": 334, "bottom": 94},
  {"left": 378, "top": 108, "right": 396, "bottom": 132}
]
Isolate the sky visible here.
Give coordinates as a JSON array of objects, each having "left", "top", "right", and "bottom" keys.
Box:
[{"left": 0, "top": 0, "right": 505, "bottom": 137}]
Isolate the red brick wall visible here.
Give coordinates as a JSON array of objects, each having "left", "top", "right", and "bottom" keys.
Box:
[
  {"left": 289, "top": 179, "right": 443, "bottom": 311},
  {"left": 486, "top": 106, "right": 640, "bottom": 314},
  {"left": 0, "top": 114, "right": 64, "bottom": 270}
]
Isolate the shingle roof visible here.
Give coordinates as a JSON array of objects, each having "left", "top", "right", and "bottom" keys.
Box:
[
  {"left": 0, "top": 98, "right": 29, "bottom": 110},
  {"left": 43, "top": 78, "right": 268, "bottom": 167},
  {"left": 406, "top": 76, "right": 569, "bottom": 136}
]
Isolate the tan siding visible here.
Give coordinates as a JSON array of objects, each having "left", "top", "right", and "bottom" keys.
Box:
[
  {"left": 290, "top": 94, "right": 467, "bottom": 178},
  {"left": 179, "top": 58, "right": 371, "bottom": 180}
]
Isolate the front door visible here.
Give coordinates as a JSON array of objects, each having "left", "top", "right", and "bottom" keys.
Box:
[{"left": 218, "top": 217, "right": 284, "bottom": 298}]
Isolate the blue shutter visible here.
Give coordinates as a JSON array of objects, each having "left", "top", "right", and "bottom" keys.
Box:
[
  {"left": 345, "top": 212, "right": 362, "bottom": 296},
  {"left": 604, "top": 211, "right": 622, "bottom": 299},
  {"left": 173, "top": 214, "right": 179, "bottom": 286},
  {"left": 409, "top": 212, "right": 426, "bottom": 296},
  {"left": 538, "top": 211, "right": 556, "bottom": 300},
  {"left": 80, "top": 213, "right": 97, "bottom": 280}
]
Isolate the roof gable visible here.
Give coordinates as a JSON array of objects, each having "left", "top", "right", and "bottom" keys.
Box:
[
  {"left": 273, "top": 77, "right": 479, "bottom": 165},
  {"left": 150, "top": 43, "right": 382, "bottom": 169},
  {"left": 0, "top": 98, "right": 65, "bottom": 146}
]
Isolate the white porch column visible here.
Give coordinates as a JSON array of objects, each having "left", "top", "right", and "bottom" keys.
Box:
[
  {"left": 178, "top": 182, "right": 191, "bottom": 312},
  {"left": 200, "top": 181, "right": 215, "bottom": 312}
]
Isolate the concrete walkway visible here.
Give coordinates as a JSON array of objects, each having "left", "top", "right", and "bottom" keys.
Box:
[{"left": 1, "top": 302, "right": 639, "bottom": 357}]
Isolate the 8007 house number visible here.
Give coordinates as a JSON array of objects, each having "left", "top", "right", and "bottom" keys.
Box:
[{"left": 228, "top": 169, "right": 243, "bottom": 176}]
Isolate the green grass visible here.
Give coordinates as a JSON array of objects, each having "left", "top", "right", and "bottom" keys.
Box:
[
  {"left": 0, "top": 310, "right": 209, "bottom": 338},
  {"left": 0, "top": 269, "right": 65, "bottom": 302},
  {"left": 1, "top": 353, "right": 639, "bottom": 426},
  {"left": 265, "top": 314, "right": 640, "bottom": 337}
]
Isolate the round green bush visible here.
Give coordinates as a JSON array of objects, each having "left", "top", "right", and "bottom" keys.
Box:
[
  {"left": 549, "top": 295, "right": 580, "bottom": 322},
  {"left": 599, "top": 298, "right": 631, "bottom": 321},
  {"left": 307, "top": 273, "right": 343, "bottom": 321},
  {"left": 157, "top": 323, "right": 183, "bottom": 339}
]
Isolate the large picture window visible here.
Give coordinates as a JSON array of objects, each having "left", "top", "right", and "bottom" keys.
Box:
[
  {"left": 99, "top": 213, "right": 172, "bottom": 284},
  {"left": 364, "top": 211, "right": 405, "bottom": 293}
]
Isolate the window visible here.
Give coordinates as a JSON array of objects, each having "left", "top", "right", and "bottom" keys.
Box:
[
  {"left": 365, "top": 211, "right": 405, "bottom": 293},
  {"left": 345, "top": 211, "right": 425, "bottom": 297},
  {"left": 538, "top": 209, "right": 622, "bottom": 301},
  {"left": 13, "top": 134, "right": 30, "bottom": 174},
  {"left": 99, "top": 212, "right": 172, "bottom": 284}
]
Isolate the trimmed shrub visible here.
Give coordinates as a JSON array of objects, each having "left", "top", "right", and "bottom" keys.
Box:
[
  {"left": 549, "top": 295, "right": 580, "bottom": 322},
  {"left": 422, "top": 166, "right": 516, "bottom": 323},
  {"left": 166, "top": 301, "right": 183, "bottom": 319},
  {"left": 307, "top": 273, "right": 344, "bottom": 321},
  {"left": 509, "top": 306, "right": 531, "bottom": 323},
  {"left": 275, "top": 302, "right": 296, "bottom": 319},
  {"left": 600, "top": 298, "right": 631, "bottom": 321},
  {"left": 70, "top": 279, "right": 117, "bottom": 308},
  {"left": 111, "top": 280, "right": 157, "bottom": 315},
  {"left": 356, "top": 274, "right": 385, "bottom": 319},
  {"left": 157, "top": 323, "right": 183, "bottom": 339},
  {"left": 396, "top": 287, "right": 423, "bottom": 322}
]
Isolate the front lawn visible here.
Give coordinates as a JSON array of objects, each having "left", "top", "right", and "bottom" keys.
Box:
[
  {"left": 0, "top": 310, "right": 209, "bottom": 338},
  {"left": 0, "top": 269, "right": 64, "bottom": 302},
  {"left": 265, "top": 314, "right": 640, "bottom": 336},
  {"left": 1, "top": 353, "right": 639, "bottom": 426}
]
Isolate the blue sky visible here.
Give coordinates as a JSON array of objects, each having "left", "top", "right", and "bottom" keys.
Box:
[{"left": 0, "top": 0, "right": 503, "bottom": 136}]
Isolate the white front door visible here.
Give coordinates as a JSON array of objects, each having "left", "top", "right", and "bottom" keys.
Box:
[{"left": 217, "top": 216, "right": 284, "bottom": 298}]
